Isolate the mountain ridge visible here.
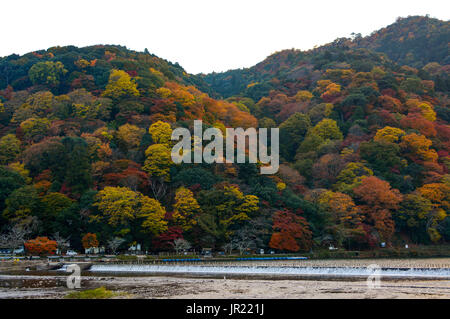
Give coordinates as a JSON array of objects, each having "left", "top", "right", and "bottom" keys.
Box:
[{"left": 203, "top": 15, "right": 449, "bottom": 98}]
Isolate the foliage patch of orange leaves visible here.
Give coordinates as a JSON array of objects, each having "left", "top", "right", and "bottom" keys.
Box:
[
  {"left": 82, "top": 233, "right": 99, "bottom": 249},
  {"left": 24, "top": 237, "right": 57, "bottom": 255}
]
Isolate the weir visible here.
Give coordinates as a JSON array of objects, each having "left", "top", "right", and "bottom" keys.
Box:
[{"left": 86, "top": 264, "right": 450, "bottom": 279}]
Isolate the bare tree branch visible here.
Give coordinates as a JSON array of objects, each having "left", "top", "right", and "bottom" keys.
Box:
[
  {"left": 171, "top": 238, "right": 191, "bottom": 254},
  {"left": 52, "top": 232, "right": 70, "bottom": 253},
  {"left": 107, "top": 237, "right": 125, "bottom": 254},
  {"left": 0, "top": 225, "right": 30, "bottom": 255}
]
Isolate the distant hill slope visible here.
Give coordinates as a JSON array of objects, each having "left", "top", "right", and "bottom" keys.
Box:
[
  {"left": 355, "top": 16, "right": 450, "bottom": 68},
  {"left": 0, "top": 44, "right": 214, "bottom": 96},
  {"left": 203, "top": 16, "right": 449, "bottom": 98}
]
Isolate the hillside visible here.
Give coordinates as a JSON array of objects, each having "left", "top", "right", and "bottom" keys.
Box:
[
  {"left": 203, "top": 16, "right": 449, "bottom": 98},
  {"left": 356, "top": 16, "right": 450, "bottom": 67},
  {"left": 0, "top": 17, "right": 449, "bottom": 254}
]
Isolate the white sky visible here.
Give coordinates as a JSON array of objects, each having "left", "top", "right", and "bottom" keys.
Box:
[{"left": 1, "top": 0, "right": 448, "bottom": 74}]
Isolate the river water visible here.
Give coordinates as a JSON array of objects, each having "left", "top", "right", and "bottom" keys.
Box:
[{"left": 87, "top": 263, "right": 450, "bottom": 278}]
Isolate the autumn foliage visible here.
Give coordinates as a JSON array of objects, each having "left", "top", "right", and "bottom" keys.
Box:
[
  {"left": 0, "top": 16, "right": 449, "bottom": 253},
  {"left": 82, "top": 233, "right": 99, "bottom": 249},
  {"left": 354, "top": 176, "right": 403, "bottom": 242},
  {"left": 24, "top": 237, "right": 57, "bottom": 255},
  {"left": 269, "top": 210, "right": 312, "bottom": 252}
]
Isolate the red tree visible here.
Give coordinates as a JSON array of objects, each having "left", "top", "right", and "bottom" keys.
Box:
[
  {"left": 353, "top": 176, "right": 402, "bottom": 242},
  {"left": 269, "top": 210, "right": 312, "bottom": 252},
  {"left": 102, "top": 161, "right": 149, "bottom": 191},
  {"left": 152, "top": 226, "right": 183, "bottom": 250},
  {"left": 400, "top": 113, "right": 436, "bottom": 137}
]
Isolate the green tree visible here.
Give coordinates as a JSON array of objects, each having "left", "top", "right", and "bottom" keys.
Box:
[
  {"left": 28, "top": 61, "right": 67, "bottom": 86},
  {"left": 0, "top": 167, "right": 26, "bottom": 212},
  {"left": 309, "top": 118, "right": 343, "bottom": 141},
  {"left": 395, "top": 193, "right": 433, "bottom": 244},
  {"left": 61, "top": 137, "right": 92, "bottom": 194},
  {"left": 20, "top": 117, "right": 51, "bottom": 142},
  {"left": 359, "top": 141, "right": 404, "bottom": 175},
  {"left": 40, "top": 192, "right": 74, "bottom": 233},
  {"left": 197, "top": 185, "right": 259, "bottom": 246},
  {"left": 279, "top": 113, "right": 311, "bottom": 160},
  {"left": 3, "top": 186, "right": 40, "bottom": 225},
  {"left": 172, "top": 168, "right": 218, "bottom": 190},
  {"left": 334, "top": 162, "right": 373, "bottom": 194},
  {"left": 0, "top": 134, "right": 21, "bottom": 165}
]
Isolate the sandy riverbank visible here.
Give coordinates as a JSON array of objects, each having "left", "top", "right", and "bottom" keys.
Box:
[
  {"left": 0, "top": 275, "right": 449, "bottom": 299},
  {"left": 0, "top": 258, "right": 449, "bottom": 299}
]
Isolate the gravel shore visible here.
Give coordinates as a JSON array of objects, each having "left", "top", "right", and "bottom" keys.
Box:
[
  {"left": 0, "top": 275, "right": 449, "bottom": 299},
  {"left": 0, "top": 258, "right": 449, "bottom": 299}
]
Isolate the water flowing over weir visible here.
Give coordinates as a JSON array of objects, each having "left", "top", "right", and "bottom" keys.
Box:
[{"left": 87, "top": 264, "right": 450, "bottom": 279}]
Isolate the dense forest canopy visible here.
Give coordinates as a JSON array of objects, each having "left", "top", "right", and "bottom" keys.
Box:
[{"left": 0, "top": 16, "right": 448, "bottom": 253}]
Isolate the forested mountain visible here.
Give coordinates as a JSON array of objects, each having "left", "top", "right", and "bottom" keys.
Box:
[
  {"left": 356, "top": 16, "right": 450, "bottom": 67},
  {"left": 0, "top": 16, "right": 448, "bottom": 254},
  {"left": 203, "top": 16, "right": 449, "bottom": 98}
]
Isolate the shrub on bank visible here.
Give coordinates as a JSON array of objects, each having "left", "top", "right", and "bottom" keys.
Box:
[
  {"left": 65, "top": 287, "right": 118, "bottom": 299},
  {"left": 116, "top": 255, "right": 138, "bottom": 261}
]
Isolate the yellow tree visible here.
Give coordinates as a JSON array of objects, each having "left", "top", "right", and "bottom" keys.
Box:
[
  {"left": 334, "top": 162, "right": 373, "bottom": 194},
  {"left": 400, "top": 133, "right": 438, "bottom": 162},
  {"left": 197, "top": 184, "right": 260, "bottom": 242},
  {"left": 406, "top": 99, "right": 437, "bottom": 122},
  {"left": 294, "top": 90, "right": 313, "bottom": 102},
  {"left": 143, "top": 144, "right": 173, "bottom": 181},
  {"left": 172, "top": 187, "right": 201, "bottom": 230},
  {"left": 328, "top": 192, "right": 362, "bottom": 225},
  {"left": 309, "top": 118, "right": 343, "bottom": 141},
  {"left": 220, "top": 185, "right": 259, "bottom": 229},
  {"left": 318, "top": 190, "right": 364, "bottom": 246},
  {"left": 102, "top": 69, "right": 139, "bottom": 100},
  {"left": 374, "top": 126, "right": 406, "bottom": 143},
  {"left": 93, "top": 186, "right": 167, "bottom": 236},
  {"left": 148, "top": 121, "right": 172, "bottom": 145},
  {"left": 417, "top": 102, "right": 436, "bottom": 122},
  {"left": 320, "top": 83, "right": 341, "bottom": 101},
  {"left": 418, "top": 183, "right": 450, "bottom": 210},
  {"left": 156, "top": 87, "right": 172, "bottom": 98},
  {"left": 417, "top": 182, "right": 449, "bottom": 242},
  {"left": 116, "top": 124, "right": 145, "bottom": 150}
]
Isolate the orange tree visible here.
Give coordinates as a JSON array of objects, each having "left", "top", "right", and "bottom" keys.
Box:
[
  {"left": 353, "top": 176, "right": 403, "bottom": 243},
  {"left": 82, "top": 233, "right": 99, "bottom": 249},
  {"left": 24, "top": 237, "right": 57, "bottom": 255}
]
